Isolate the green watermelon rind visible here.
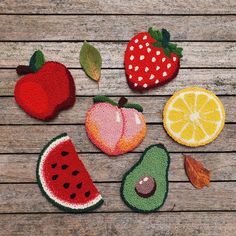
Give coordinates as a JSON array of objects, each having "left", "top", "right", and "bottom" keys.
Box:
[{"left": 36, "top": 133, "right": 104, "bottom": 213}]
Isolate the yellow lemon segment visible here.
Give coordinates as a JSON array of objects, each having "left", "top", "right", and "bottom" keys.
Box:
[{"left": 163, "top": 87, "right": 225, "bottom": 147}]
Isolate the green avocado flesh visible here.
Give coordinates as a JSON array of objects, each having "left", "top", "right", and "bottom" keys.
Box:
[{"left": 121, "top": 144, "right": 170, "bottom": 212}]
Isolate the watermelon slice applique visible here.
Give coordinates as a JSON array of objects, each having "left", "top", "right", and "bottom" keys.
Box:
[{"left": 36, "top": 133, "right": 104, "bottom": 212}]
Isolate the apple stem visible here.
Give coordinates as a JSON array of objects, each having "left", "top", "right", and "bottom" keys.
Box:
[
  {"left": 16, "top": 65, "right": 32, "bottom": 75},
  {"left": 118, "top": 96, "right": 128, "bottom": 107}
]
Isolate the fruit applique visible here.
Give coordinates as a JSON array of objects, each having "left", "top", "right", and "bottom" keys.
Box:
[
  {"left": 37, "top": 133, "right": 103, "bottom": 212},
  {"left": 124, "top": 28, "right": 183, "bottom": 91},
  {"left": 86, "top": 96, "right": 147, "bottom": 156},
  {"left": 121, "top": 144, "right": 170, "bottom": 212},
  {"left": 14, "top": 50, "right": 76, "bottom": 120},
  {"left": 163, "top": 87, "right": 225, "bottom": 147}
]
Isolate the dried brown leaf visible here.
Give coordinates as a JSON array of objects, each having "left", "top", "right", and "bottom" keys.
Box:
[{"left": 184, "top": 155, "right": 210, "bottom": 189}]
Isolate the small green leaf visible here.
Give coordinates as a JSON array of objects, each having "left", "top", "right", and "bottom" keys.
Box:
[
  {"left": 164, "top": 47, "right": 171, "bottom": 58},
  {"left": 148, "top": 27, "right": 158, "bottom": 40},
  {"left": 123, "top": 103, "right": 143, "bottom": 113},
  {"left": 29, "top": 50, "right": 45, "bottom": 72},
  {"left": 174, "top": 47, "right": 183, "bottom": 58},
  {"left": 93, "top": 95, "right": 117, "bottom": 106},
  {"left": 148, "top": 27, "right": 162, "bottom": 41},
  {"left": 152, "top": 41, "right": 162, "bottom": 48},
  {"left": 168, "top": 43, "right": 177, "bottom": 50},
  {"left": 80, "top": 41, "right": 102, "bottom": 82}
]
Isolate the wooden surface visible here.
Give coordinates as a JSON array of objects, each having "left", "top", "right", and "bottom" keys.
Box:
[{"left": 0, "top": 1, "right": 235, "bottom": 235}]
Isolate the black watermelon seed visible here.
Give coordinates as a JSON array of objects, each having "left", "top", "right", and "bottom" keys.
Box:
[
  {"left": 51, "top": 163, "right": 57, "bottom": 168},
  {"left": 61, "top": 151, "right": 69, "bottom": 156},
  {"left": 61, "top": 164, "right": 68, "bottom": 170},
  {"left": 76, "top": 182, "right": 82, "bottom": 189},
  {"left": 70, "top": 193, "right": 76, "bottom": 199},
  {"left": 85, "top": 191, "right": 90, "bottom": 197},
  {"left": 63, "top": 183, "right": 70, "bottom": 189},
  {"left": 52, "top": 175, "right": 58, "bottom": 180},
  {"left": 72, "top": 170, "right": 79, "bottom": 176}
]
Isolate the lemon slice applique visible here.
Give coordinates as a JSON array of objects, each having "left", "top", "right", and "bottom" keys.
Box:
[{"left": 163, "top": 87, "right": 225, "bottom": 147}]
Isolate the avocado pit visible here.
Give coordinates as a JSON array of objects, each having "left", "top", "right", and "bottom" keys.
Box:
[{"left": 135, "top": 176, "right": 156, "bottom": 198}]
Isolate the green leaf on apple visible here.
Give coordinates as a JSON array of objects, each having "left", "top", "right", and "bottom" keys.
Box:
[
  {"left": 80, "top": 41, "right": 102, "bottom": 82},
  {"left": 29, "top": 50, "right": 45, "bottom": 72}
]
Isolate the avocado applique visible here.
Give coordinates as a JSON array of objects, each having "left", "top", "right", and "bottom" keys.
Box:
[{"left": 120, "top": 144, "right": 170, "bottom": 212}]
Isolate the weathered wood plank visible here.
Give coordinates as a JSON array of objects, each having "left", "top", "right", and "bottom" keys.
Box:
[
  {"left": 1, "top": 69, "right": 236, "bottom": 96},
  {"left": 1, "top": 43, "right": 235, "bottom": 69},
  {"left": 0, "top": 124, "right": 234, "bottom": 153},
  {"left": 0, "top": 212, "right": 235, "bottom": 236},
  {"left": 0, "top": 182, "right": 235, "bottom": 212},
  {"left": 1, "top": 0, "right": 235, "bottom": 14},
  {"left": 0, "top": 96, "right": 234, "bottom": 124},
  {"left": 0, "top": 153, "right": 235, "bottom": 182},
  {"left": 1, "top": 15, "right": 236, "bottom": 40}
]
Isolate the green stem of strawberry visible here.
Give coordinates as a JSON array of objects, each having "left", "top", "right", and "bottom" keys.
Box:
[
  {"left": 148, "top": 27, "right": 183, "bottom": 58},
  {"left": 118, "top": 96, "right": 128, "bottom": 108},
  {"left": 161, "top": 29, "right": 170, "bottom": 48}
]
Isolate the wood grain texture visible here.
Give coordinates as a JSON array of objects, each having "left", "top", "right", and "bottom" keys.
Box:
[
  {"left": 0, "top": 96, "right": 234, "bottom": 124},
  {"left": 0, "top": 182, "right": 235, "bottom": 212},
  {"left": 1, "top": 0, "right": 235, "bottom": 14},
  {"left": 1, "top": 42, "right": 235, "bottom": 69},
  {"left": 0, "top": 153, "right": 235, "bottom": 182},
  {"left": 0, "top": 124, "right": 234, "bottom": 153},
  {"left": 0, "top": 1, "right": 235, "bottom": 235},
  {"left": 0, "top": 15, "right": 236, "bottom": 40},
  {"left": 1, "top": 69, "right": 236, "bottom": 96},
  {"left": 0, "top": 212, "right": 236, "bottom": 236}
]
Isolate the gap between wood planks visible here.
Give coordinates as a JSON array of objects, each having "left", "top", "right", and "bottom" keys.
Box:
[
  {"left": 1, "top": 210, "right": 236, "bottom": 215},
  {"left": 0, "top": 40, "right": 235, "bottom": 42},
  {"left": 0, "top": 13, "right": 236, "bottom": 16}
]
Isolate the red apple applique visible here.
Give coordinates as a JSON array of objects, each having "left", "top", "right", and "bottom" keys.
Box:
[
  {"left": 124, "top": 28, "right": 183, "bottom": 91},
  {"left": 86, "top": 96, "right": 147, "bottom": 156},
  {"left": 14, "top": 51, "right": 76, "bottom": 120}
]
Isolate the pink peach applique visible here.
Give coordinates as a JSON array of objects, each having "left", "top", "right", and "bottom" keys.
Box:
[{"left": 86, "top": 96, "right": 147, "bottom": 156}]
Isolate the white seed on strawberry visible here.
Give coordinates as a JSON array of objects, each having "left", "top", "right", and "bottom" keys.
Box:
[
  {"left": 147, "top": 48, "right": 151, "bottom": 53},
  {"left": 140, "top": 55, "right": 145, "bottom": 60},
  {"left": 138, "top": 76, "right": 143, "bottom": 81},
  {"left": 134, "top": 83, "right": 138, "bottom": 87},
  {"left": 143, "top": 83, "right": 148, "bottom": 88},
  {"left": 145, "top": 67, "right": 149, "bottom": 72},
  {"left": 128, "top": 65, "right": 132, "bottom": 69},
  {"left": 145, "top": 42, "right": 149, "bottom": 47},
  {"left": 129, "top": 75, "right": 132, "bottom": 79},
  {"left": 156, "top": 66, "right": 160, "bottom": 71},
  {"left": 162, "top": 57, "right": 166, "bottom": 62},
  {"left": 163, "top": 72, "right": 167, "bottom": 77},
  {"left": 155, "top": 79, "right": 159, "bottom": 84},
  {"left": 173, "top": 57, "right": 176, "bottom": 61},
  {"left": 167, "top": 63, "right": 171, "bottom": 69},
  {"left": 130, "top": 46, "right": 134, "bottom": 51},
  {"left": 135, "top": 39, "right": 139, "bottom": 43},
  {"left": 143, "top": 35, "right": 147, "bottom": 40},
  {"left": 149, "top": 74, "right": 155, "bottom": 80},
  {"left": 135, "top": 66, "right": 139, "bottom": 71},
  {"left": 130, "top": 55, "right": 134, "bottom": 61},
  {"left": 139, "top": 45, "right": 143, "bottom": 49},
  {"left": 152, "top": 57, "right": 156, "bottom": 62},
  {"left": 156, "top": 51, "right": 160, "bottom": 56}
]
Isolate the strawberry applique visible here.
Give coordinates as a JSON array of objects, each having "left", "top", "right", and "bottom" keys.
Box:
[{"left": 124, "top": 28, "right": 183, "bottom": 91}]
